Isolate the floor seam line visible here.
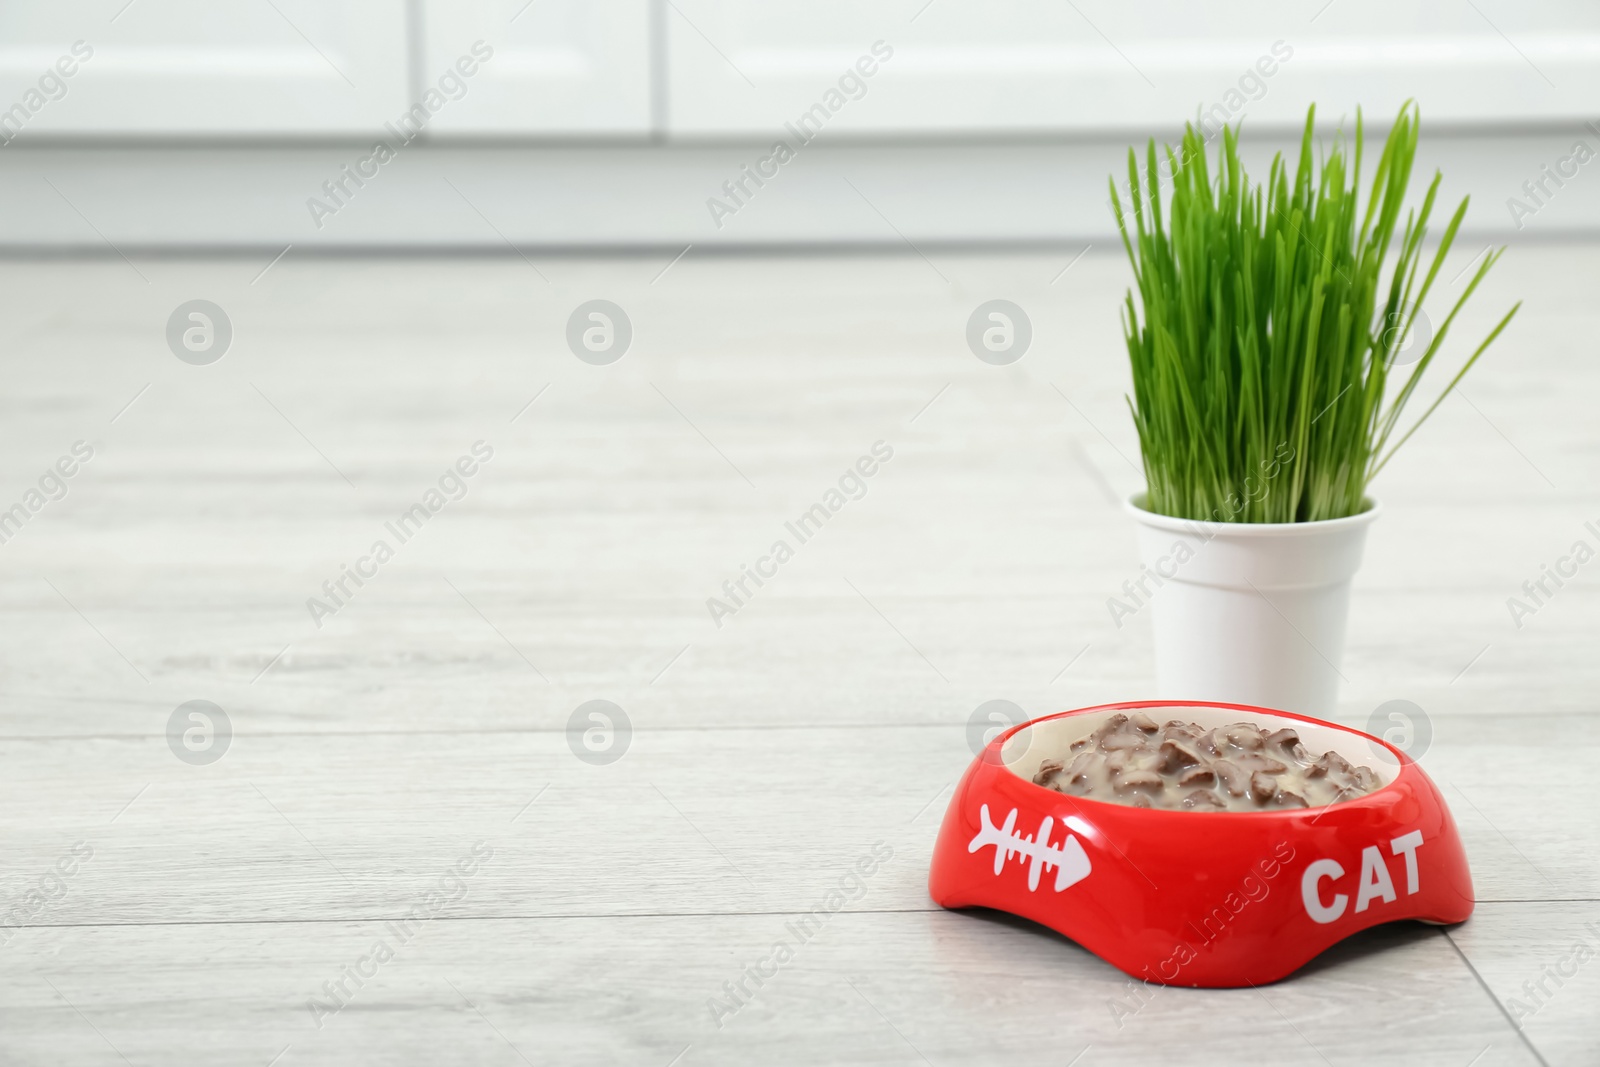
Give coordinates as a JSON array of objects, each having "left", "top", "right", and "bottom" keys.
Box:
[
  {"left": 0, "top": 907, "right": 947, "bottom": 931},
  {"left": 1440, "top": 926, "right": 1553, "bottom": 1067}
]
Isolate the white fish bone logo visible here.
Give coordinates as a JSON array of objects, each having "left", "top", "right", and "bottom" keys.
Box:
[{"left": 968, "top": 804, "right": 1092, "bottom": 892}]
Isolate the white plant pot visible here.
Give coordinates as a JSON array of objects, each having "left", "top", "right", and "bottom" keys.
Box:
[{"left": 1123, "top": 494, "right": 1381, "bottom": 717}]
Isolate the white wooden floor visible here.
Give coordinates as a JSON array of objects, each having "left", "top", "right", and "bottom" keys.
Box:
[{"left": 0, "top": 243, "right": 1594, "bottom": 1065}]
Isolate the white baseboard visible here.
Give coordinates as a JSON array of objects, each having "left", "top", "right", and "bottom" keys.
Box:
[{"left": 2, "top": 127, "right": 1597, "bottom": 250}]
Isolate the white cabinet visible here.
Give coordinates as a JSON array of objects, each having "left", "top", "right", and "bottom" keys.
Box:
[
  {"left": 663, "top": 0, "right": 1600, "bottom": 135},
  {"left": 4, "top": 2, "right": 1597, "bottom": 140},
  {"left": 420, "top": 0, "right": 652, "bottom": 135},
  {"left": 0, "top": 0, "right": 410, "bottom": 135}
]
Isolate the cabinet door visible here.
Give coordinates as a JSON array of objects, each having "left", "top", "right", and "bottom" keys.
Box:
[
  {"left": 664, "top": 0, "right": 1600, "bottom": 134},
  {"left": 421, "top": 0, "right": 652, "bottom": 135},
  {"left": 0, "top": 0, "right": 410, "bottom": 135}
]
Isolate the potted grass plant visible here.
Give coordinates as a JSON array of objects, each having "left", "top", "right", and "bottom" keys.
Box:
[{"left": 1110, "top": 103, "right": 1519, "bottom": 714}]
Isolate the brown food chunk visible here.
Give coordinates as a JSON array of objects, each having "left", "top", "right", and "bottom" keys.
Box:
[
  {"left": 1213, "top": 759, "right": 1248, "bottom": 797},
  {"left": 1089, "top": 714, "right": 1129, "bottom": 746},
  {"left": 1249, "top": 771, "right": 1279, "bottom": 803},
  {"left": 1059, "top": 752, "right": 1097, "bottom": 794},
  {"left": 1065, "top": 751, "right": 1096, "bottom": 779},
  {"left": 1221, "top": 724, "right": 1266, "bottom": 750},
  {"left": 1101, "top": 731, "right": 1149, "bottom": 751},
  {"left": 1158, "top": 738, "right": 1202, "bottom": 774},
  {"left": 1129, "top": 712, "right": 1161, "bottom": 733},
  {"left": 1323, "top": 783, "right": 1363, "bottom": 806},
  {"left": 1308, "top": 750, "right": 1354, "bottom": 779},
  {"left": 1181, "top": 789, "right": 1228, "bottom": 810},
  {"left": 1264, "top": 727, "right": 1300, "bottom": 752},
  {"left": 1235, "top": 753, "right": 1289, "bottom": 775},
  {"left": 1112, "top": 769, "right": 1164, "bottom": 794},
  {"left": 1162, "top": 721, "right": 1203, "bottom": 744},
  {"left": 1273, "top": 790, "right": 1309, "bottom": 809},
  {"left": 1032, "top": 758, "right": 1064, "bottom": 786},
  {"left": 1177, "top": 766, "right": 1216, "bottom": 788}
]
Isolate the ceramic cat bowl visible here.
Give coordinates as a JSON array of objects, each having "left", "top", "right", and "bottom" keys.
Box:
[{"left": 928, "top": 700, "right": 1473, "bottom": 987}]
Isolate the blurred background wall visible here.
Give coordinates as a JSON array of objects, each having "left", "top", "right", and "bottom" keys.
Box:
[{"left": 1, "top": 0, "right": 1598, "bottom": 250}]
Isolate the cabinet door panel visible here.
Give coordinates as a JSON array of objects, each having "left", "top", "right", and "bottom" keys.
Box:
[
  {"left": 0, "top": 0, "right": 410, "bottom": 135},
  {"left": 665, "top": 0, "right": 1600, "bottom": 134},
  {"left": 421, "top": 0, "right": 651, "bottom": 135}
]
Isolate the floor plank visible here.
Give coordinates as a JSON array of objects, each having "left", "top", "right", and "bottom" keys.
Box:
[
  {"left": 0, "top": 718, "right": 1594, "bottom": 928},
  {"left": 1450, "top": 901, "right": 1600, "bottom": 1067},
  {"left": 0, "top": 912, "right": 1545, "bottom": 1067}
]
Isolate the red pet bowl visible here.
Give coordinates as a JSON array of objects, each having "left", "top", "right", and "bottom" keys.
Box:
[{"left": 928, "top": 701, "right": 1473, "bottom": 987}]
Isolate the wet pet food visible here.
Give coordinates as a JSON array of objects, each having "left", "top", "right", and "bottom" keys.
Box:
[{"left": 1031, "top": 713, "right": 1382, "bottom": 812}]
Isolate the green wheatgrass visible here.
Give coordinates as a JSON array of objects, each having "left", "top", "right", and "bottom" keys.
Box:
[{"left": 1111, "top": 103, "right": 1521, "bottom": 523}]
